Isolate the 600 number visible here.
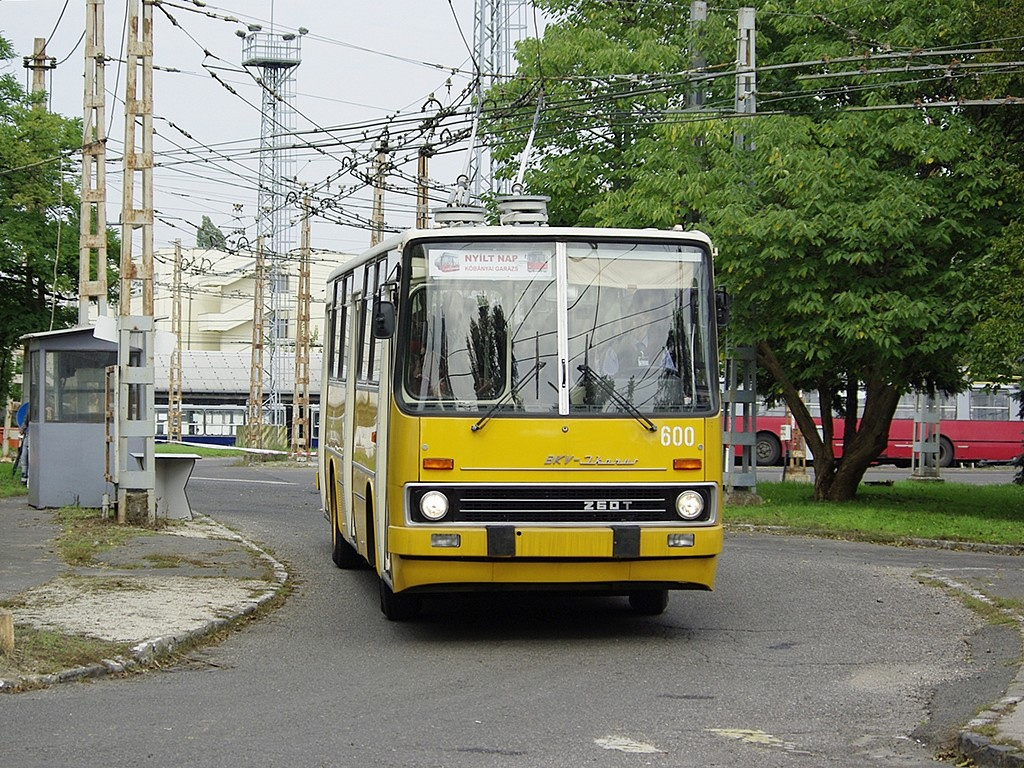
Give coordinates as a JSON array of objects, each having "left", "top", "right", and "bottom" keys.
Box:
[{"left": 660, "top": 425, "right": 696, "bottom": 447}]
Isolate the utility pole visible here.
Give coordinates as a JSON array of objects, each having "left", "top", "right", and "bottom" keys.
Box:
[
  {"left": 416, "top": 146, "right": 432, "bottom": 229},
  {"left": 24, "top": 38, "right": 55, "bottom": 105},
  {"left": 687, "top": 1, "right": 707, "bottom": 111},
  {"left": 79, "top": 0, "right": 108, "bottom": 324},
  {"left": 291, "top": 196, "right": 312, "bottom": 457},
  {"left": 246, "top": 238, "right": 267, "bottom": 452},
  {"left": 370, "top": 137, "right": 389, "bottom": 246},
  {"left": 734, "top": 6, "right": 756, "bottom": 149},
  {"left": 167, "top": 240, "right": 184, "bottom": 442},
  {"left": 911, "top": 394, "right": 943, "bottom": 481},
  {"left": 722, "top": 7, "right": 759, "bottom": 497},
  {"left": 115, "top": 0, "right": 157, "bottom": 524}
]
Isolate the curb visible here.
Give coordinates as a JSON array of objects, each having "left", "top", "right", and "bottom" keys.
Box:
[
  {"left": 959, "top": 731, "right": 1024, "bottom": 768},
  {"left": 726, "top": 523, "right": 1024, "bottom": 557},
  {"left": 0, "top": 517, "right": 289, "bottom": 693},
  {"left": 728, "top": 526, "right": 1024, "bottom": 767},
  {"left": 952, "top": 588, "right": 1024, "bottom": 768}
]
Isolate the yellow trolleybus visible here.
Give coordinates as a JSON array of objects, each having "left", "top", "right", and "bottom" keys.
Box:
[{"left": 319, "top": 211, "right": 725, "bottom": 619}]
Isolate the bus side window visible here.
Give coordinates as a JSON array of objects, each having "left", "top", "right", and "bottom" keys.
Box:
[
  {"left": 367, "top": 259, "right": 385, "bottom": 382},
  {"left": 350, "top": 266, "right": 366, "bottom": 380},
  {"left": 330, "top": 277, "right": 346, "bottom": 380},
  {"left": 359, "top": 261, "right": 385, "bottom": 383}
]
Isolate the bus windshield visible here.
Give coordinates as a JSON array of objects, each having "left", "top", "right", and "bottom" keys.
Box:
[{"left": 399, "top": 238, "right": 717, "bottom": 417}]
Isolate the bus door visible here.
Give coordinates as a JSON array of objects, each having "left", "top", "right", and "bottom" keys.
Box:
[
  {"left": 372, "top": 294, "right": 394, "bottom": 578},
  {"left": 339, "top": 291, "right": 360, "bottom": 547}
]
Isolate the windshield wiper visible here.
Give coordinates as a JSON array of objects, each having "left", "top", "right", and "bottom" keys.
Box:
[
  {"left": 471, "top": 361, "right": 546, "bottom": 432},
  {"left": 576, "top": 363, "right": 657, "bottom": 432}
]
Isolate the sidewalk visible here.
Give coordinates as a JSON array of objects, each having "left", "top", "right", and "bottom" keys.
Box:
[
  {"left": 0, "top": 496, "right": 1021, "bottom": 767},
  {"left": 0, "top": 495, "right": 287, "bottom": 690}
]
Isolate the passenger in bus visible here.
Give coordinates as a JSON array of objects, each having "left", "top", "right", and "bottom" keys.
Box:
[{"left": 601, "top": 302, "right": 676, "bottom": 380}]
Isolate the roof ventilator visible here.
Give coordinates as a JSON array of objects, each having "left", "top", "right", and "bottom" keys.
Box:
[{"left": 497, "top": 195, "right": 550, "bottom": 226}]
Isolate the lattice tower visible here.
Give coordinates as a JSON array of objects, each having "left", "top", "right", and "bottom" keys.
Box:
[
  {"left": 472, "top": 0, "right": 529, "bottom": 199},
  {"left": 242, "top": 31, "right": 301, "bottom": 425}
]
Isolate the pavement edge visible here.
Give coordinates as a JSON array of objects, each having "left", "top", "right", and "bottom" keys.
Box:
[{"left": 0, "top": 514, "right": 289, "bottom": 693}]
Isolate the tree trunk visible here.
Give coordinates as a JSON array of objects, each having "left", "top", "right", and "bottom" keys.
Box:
[
  {"left": 758, "top": 342, "right": 903, "bottom": 501},
  {"left": 816, "top": 379, "right": 901, "bottom": 501},
  {"left": 757, "top": 341, "right": 836, "bottom": 492}
]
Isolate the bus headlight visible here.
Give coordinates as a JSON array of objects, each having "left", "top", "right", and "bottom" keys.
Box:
[
  {"left": 675, "top": 490, "right": 705, "bottom": 520},
  {"left": 419, "top": 490, "right": 450, "bottom": 521}
]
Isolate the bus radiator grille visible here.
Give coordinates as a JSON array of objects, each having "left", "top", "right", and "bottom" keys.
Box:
[{"left": 408, "top": 485, "right": 714, "bottom": 524}]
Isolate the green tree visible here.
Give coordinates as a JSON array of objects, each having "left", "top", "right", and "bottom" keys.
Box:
[
  {"left": 0, "top": 36, "right": 114, "bottom": 406},
  {"left": 966, "top": 221, "right": 1024, "bottom": 384},
  {"left": 196, "top": 215, "right": 227, "bottom": 249},
  {"left": 964, "top": 220, "right": 1024, "bottom": 483},
  {"left": 962, "top": 0, "right": 1024, "bottom": 483},
  {"left": 485, "top": 0, "right": 1022, "bottom": 500}
]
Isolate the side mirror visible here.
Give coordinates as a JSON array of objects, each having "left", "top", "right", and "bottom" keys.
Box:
[
  {"left": 715, "top": 288, "right": 730, "bottom": 327},
  {"left": 371, "top": 299, "right": 396, "bottom": 339}
]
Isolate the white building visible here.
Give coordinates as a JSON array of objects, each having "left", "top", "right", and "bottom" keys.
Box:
[
  {"left": 141, "top": 246, "right": 346, "bottom": 353},
  {"left": 115, "top": 246, "right": 348, "bottom": 409}
]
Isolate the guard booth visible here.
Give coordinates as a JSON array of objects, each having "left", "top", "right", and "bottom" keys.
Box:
[{"left": 21, "top": 327, "right": 121, "bottom": 509}]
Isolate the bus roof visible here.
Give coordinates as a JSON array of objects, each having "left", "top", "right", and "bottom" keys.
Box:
[{"left": 326, "top": 225, "right": 715, "bottom": 284}]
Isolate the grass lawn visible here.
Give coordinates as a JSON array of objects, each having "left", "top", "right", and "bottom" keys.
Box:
[
  {"left": 154, "top": 442, "right": 247, "bottom": 458},
  {"left": 726, "top": 480, "right": 1024, "bottom": 546},
  {"left": 0, "top": 460, "right": 26, "bottom": 498}
]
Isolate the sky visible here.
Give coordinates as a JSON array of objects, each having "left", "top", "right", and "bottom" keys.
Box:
[{"left": 1, "top": 0, "right": 540, "bottom": 257}]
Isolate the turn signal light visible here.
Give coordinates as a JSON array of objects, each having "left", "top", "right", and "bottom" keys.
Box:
[
  {"left": 431, "top": 534, "right": 461, "bottom": 548},
  {"left": 422, "top": 457, "right": 454, "bottom": 470},
  {"left": 673, "top": 458, "right": 702, "bottom": 471},
  {"left": 668, "top": 533, "right": 695, "bottom": 548}
]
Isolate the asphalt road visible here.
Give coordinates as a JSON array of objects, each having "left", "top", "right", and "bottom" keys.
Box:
[{"left": 1, "top": 459, "right": 1019, "bottom": 768}]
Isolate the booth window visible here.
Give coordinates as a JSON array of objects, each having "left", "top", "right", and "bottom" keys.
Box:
[{"left": 44, "top": 350, "right": 117, "bottom": 423}]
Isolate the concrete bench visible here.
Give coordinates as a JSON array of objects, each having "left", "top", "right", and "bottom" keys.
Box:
[{"left": 132, "top": 453, "right": 202, "bottom": 519}]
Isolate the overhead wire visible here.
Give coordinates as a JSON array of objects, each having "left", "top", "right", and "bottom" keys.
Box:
[
  {"left": 87, "top": 1, "right": 1024, "bottom": 250},
  {"left": 148, "top": 0, "right": 488, "bottom": 246}
]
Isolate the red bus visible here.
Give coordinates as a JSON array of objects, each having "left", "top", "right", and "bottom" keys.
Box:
[{"left": 754, "top": 386, "right": 1022, "bottom": 468}]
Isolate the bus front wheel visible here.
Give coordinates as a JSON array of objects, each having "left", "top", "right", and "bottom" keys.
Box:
[
  {"left": 379, "top": 578, "right": 421, "bottom": 621},
  {"left": 332, "top": 523, "right": 363, "bottom": 569},
  {"left": 628, "top": 589, "right": 669, "bottom": 616},
  {"left": 330, "top": 475, "right": 363, "bottom": 569}
]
